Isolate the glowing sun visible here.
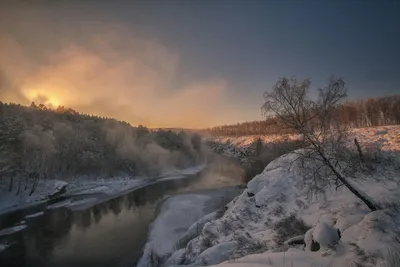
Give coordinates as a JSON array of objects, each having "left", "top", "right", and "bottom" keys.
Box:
[{"left": 23, "top": 87, "right": 62, "bottom": 108}]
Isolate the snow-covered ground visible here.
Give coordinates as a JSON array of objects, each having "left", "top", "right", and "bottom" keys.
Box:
[
  {"left": 0, "top": 164, "right": 206, "bottom": 215},
  {"left": 156, "top": 126, "right": 400, "bottom": 267},
  {"left": 137, "top": 186, "right": 244, "bottom": 267},
  {"left": 209, "top": 248, "right": 343, "bottom": 267},
  {"left": 137, "top": 194, "right": 211, "bottom": 267},
  {"left": 0, "top": 179, "right": 68, "bottom": 215},
  {"left": 351, "top": 125, "right": 400, "bottom": 152},
  {"left": 210, "top": 125, "right": 400, "bottom": 162}
]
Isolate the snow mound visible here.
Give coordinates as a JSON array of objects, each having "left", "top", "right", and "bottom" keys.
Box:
[
  {"left": 304, "top": 220, "right": 340, "bottom": 251},
  {"left": 312, "top": 221, "right": 339, "bottom": 248},
  {"left": 196, "top": 242, "right": 238, "bottom": 265},
  {"left": 175, "top": 212, "right": 218, "bottom": 250},
  {"left": 211, "top": 248, "right": 333, "bottom": 267}
]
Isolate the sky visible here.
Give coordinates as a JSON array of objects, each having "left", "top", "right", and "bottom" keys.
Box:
[{"left": 0, "top": 0, "right": 399, "bottom": 128}]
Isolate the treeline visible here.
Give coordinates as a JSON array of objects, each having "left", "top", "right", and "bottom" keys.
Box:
[
  {"left": 0, "top": 102, "right": 205, "bottom": 194},
  {"left": 206, "top": 95, "right": 400, "bottom": 136}
]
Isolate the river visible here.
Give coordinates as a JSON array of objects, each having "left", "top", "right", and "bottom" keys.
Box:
[{"left": 0, "top": 159, "right": 244, "bottom": 267}]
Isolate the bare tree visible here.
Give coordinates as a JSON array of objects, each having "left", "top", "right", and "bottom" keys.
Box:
[{"left": 262, "top": 76, "right": 380, "bottom": 211}]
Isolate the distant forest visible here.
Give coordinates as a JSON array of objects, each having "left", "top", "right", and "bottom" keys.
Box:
[
  {"left": 205, "top": 95, "right": 400, "bottom": 136},
  {"left": 0, "top": 102, "right": 204, "bottom": 193}
]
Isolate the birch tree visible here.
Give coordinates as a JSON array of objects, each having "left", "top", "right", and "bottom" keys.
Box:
[{"left": 262, "top": 76, "right": 380, "bottom": 211}]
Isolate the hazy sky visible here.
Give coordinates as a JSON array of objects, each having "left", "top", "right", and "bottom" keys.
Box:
[{"left": 0, "top": 0, "right": 399, "bottom": 128}]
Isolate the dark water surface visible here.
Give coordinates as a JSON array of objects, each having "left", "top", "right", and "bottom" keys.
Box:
[{"left": 0, "top": 162, "right": 243, "bottom": 267}]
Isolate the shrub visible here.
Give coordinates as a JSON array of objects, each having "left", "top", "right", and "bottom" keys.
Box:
[{"left": 273, "top": 213, "right": 311, "bottom": 246}]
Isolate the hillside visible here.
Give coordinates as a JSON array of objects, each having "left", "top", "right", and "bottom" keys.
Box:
[
  {"left": 145, "top": 126, "right": 400, "bottom": 267},
  {"left": 209, "top": 125, "right": 400, "bottom": 163},
  {"left": 0, "top": 102, "right": 206, "bottom": 212}
]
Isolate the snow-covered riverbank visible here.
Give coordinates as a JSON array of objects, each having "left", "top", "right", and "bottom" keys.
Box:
[
  {"left": 137, "top": 186, "right": 244, "bottom": 267},
  {"left": 155, "top": 126, "right": 400, "bottom": 267},
  {"left": 0, "top": 164, "right": 206, "bottom": 215},
  {"left": 0, "top": 164, "right": 213, "bottom": 264}
]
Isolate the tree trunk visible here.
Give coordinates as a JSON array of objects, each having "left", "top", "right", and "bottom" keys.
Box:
[
  {"left": 318, "top": 151, "right": 379, "bottom": 211},
  {"left": 304, "top": 135, "right": 379, "bottom": 211},
  {"left": 9, "top": 176, "right": 13, "bottom": 192},
  {"left": 16, "top": 175, "right": 22, "bottom": 195},
  {"left": 354, "top": 138, "right": 364, "bottom": 163},
  {"left": 24, "top": 176, "right": 29, "bottom": 191},
  {"left": 29, "top": 178, "right": 38, "bottom": 196}
]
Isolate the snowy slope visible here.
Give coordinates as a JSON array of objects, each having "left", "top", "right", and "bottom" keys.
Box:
[
  {"left": 137, "top": 194, "right": 212, "bottom": 267},
  {"left": 163, "top": 126, "right": 400, "bottom": 267},
  {"left": 351, "top": 125, "right": 400, "bottom": 152},
  {"left": 137, "top": 186, "right": 244, "bottom": 267},
  {"left": 208, "top": 134, "right": 299, "bottom": 163},
  {"left": 209, "top": 125, "right": 400, "bottom": 162}
]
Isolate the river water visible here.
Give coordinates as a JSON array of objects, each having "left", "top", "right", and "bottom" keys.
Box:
[{"left": 0, "top": 159, "right": 243, "bottom": 267}]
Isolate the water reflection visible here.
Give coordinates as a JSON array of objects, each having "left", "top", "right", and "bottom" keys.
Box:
[
  {"left": 0, "top": 157, "right": 243, "bottom": 267},
  {"left": 0, "top": 176, "right": 198, "bottom": 266}
]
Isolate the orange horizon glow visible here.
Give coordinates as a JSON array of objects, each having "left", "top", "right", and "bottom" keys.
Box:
[
  {"left": 22, "top": 88, "right": 63, "bottom": 108},
  {"left": 0, "top": 24, "right": 258, "bottom": 129}
]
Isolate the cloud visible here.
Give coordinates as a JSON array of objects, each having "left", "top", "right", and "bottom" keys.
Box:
[
  {"left": 0, "top": 35, "right": 34, "bottom": 104},
  {"left": 0, "top": 23, "right": 229, "bottom": 128}
]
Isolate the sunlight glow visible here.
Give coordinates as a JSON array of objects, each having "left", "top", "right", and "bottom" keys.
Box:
[{"left": 23, "top": 87, "right": 62, "bottom": 108}]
